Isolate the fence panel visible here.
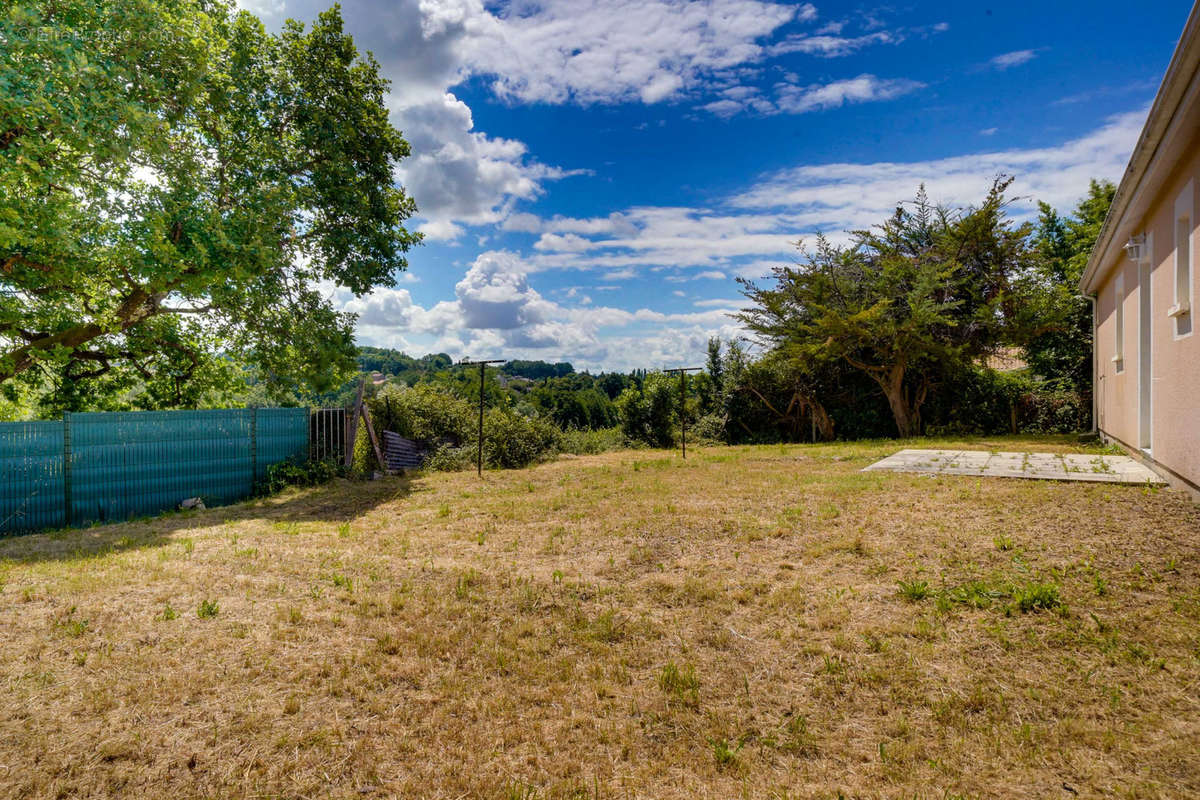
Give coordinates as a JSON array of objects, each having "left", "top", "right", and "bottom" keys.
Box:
[
  {"left": 0, "top": 421, "right": 66, "bottom": 533},
  {"left": 254, "top": 408, "right": 310, "bottom": 481},
  {"left": 68, "top": 410, "right": 256, "bottom": 526},
  {"left": 0, "top": 407, "right": 311, "bottom": 535}
]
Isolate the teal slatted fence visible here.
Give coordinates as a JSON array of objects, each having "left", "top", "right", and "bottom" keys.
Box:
[{"left": 0, "top": 408, "right": 309, "bottom": 536}]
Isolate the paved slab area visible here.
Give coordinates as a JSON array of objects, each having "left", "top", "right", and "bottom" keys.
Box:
[{"left": 863, "top": 449, "right": 1166, "bottom": 484}]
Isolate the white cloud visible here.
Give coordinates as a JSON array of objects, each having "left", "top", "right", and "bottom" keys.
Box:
[
  {"left": 344, "top": 251, "right": 747, "bottom": 370},
  {"left": 989, "top": 49, "right": 1038, "bottom": 70},
  {"left": 769, "top": 31, "right": 898, "bottom": 58},
  {"left": 774, "top": 74, "right": 925, "bottom": 114},
  {"left": 730, "top": 108, "right": 1146, "bottom": 230},
  {"left": 495, "top": 109, "right": 1144, "bottom": 285},
  {"left": 460, "top": 0, "right": 803, "bottom": 105},
  {"left": 417, "top": 219, "right": 466, "bottom": 242},
  {"left": 396, "top": 93, "right": 588, "bottom": 231}
]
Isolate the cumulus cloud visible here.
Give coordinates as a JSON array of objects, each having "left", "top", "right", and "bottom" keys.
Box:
[
  {"left": 454, "top": 251, "right": 553, "bottom": 329},
  {"left": 342, "top": 251, "right": 747, "bottom": 370},
  {"left": 239, "top": 0, "right": 586, "bottom": 236},
  {"left": 242, "top": 0, "right": 932, "bottom": 230}
]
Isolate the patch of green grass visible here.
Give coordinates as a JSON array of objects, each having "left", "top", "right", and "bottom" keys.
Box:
[
  {"left": 1012, "top": 581, "right": 1063, "bottom": 614},
  {"left": 658, "top": 661, "right": 699, "bottom": 707}
]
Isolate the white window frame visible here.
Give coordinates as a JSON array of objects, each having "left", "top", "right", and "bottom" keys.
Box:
[
  {"left": 1171, "top": 180, "right": 1194, "bottom": 339},
  {"left": 1113, "top": 270, "right": 1125, "bottom": 371}
]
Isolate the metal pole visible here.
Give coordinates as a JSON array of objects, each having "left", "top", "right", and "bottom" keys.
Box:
[
  {"left": 680, "top": 370, "right": 686, "bottom": 459},
  {"left": 477, "top": 362, "right": 485, "bottom": 477},
  {"left": 664, "top": 367, "right": 701, "bottom": 460},
  {"left": 460, "top": 358, "right": 506, "bottom": 477}
]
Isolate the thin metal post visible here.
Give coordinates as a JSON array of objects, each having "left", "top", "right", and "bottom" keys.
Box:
[
  {"left": 478, "top": 362, "right": 484, "bottom": 476},
  {"left": 460, "top": 358, "right": 505, "bottom": 477},
  {"left": 664, "top": 367, "right": 701, "bottom": 459}
]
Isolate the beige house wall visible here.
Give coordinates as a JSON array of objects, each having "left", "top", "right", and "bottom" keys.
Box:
[{"left": 1093, "top": 135, "right": 1200, "bottom": 488}]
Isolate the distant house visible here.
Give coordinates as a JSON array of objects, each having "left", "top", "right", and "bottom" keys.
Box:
[{"left": 1080, "top": 5, "right": 1200, "bottom": 492}]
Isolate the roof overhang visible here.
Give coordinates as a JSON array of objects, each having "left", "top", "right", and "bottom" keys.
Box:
[{"left": 1079, "top": 4, "right": 1200, "bottom": 295}]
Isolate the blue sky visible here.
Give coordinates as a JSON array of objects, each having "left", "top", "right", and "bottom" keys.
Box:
[{"left": 242, "top": 0, "right": 1184, "bottom": 372}]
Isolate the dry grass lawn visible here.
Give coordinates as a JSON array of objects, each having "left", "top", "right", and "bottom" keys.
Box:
[{"left": 1, "top": 435, "right": 1198, "bottom": 799}]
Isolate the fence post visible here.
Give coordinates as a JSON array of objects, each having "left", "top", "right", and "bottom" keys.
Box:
[
  {"left": 62, "top": 412, "right": 72, "bottom": 527},
  {"left": 250, "top": 406, "right": 258, "bottom": 487}
]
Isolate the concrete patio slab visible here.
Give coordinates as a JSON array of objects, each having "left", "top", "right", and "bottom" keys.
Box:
[{"left": 863, "top": 449, "right": 1166, "bottom": 485}]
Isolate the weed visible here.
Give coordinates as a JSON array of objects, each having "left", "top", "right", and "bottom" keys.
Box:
[
  {"left": 161, "top": 603, "right": 178, "bottom": 621},
  {"left": 709, "top": 737, "right": 742, "bottom": 769},
  {"left": 337, "top": 522, "right": 352, "bottom": 538},
  {"left": 437, "top": 503, "right": 451, "bottom": 518},
  {"left": 897, "top": 579, "right": 931, "bottom": 602},
  {"left": 331, "top": 573, "right": 353, "bottom": 592},
  {"left": 197, "top": 599, "right": 219, "bottom": 619},
  {"left": 993, "top": 535, "right": 1014, "bottom": 551},
  {"left": 1013, "top": 582, "right": 1062, "bottom": 613},
  {"left": 61, "top": 618, "right": 89, "bottom": 638}
]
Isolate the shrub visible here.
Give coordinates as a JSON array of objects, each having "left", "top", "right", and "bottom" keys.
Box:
[
  {"left": 255, "top": 457, "right": 343, "bottom": 496},
  {"left": 616, "top": 372, "right": 677, "bottom": 448},
  {"left": 558, "top": 426, "right": 624, "bottom": 455},
  {"left": 481, "top": 409, "right": 560, "bottom": 469},
  {"left": 366, "top": 383, "right": 474, "bottom": 446},
  {"left": 690, "top": 412, "right": 727, "bottom": 444},
  {"left": 1018, "top": 389, "right": 1089, "bottom": 434},
  {"left": 424, "top": 443, "right": 474, "bottom": 472}
]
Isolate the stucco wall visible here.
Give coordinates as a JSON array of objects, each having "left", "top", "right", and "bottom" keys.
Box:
[{"left": 1094, "top": 135, "right": 1200, "bottom": 488}]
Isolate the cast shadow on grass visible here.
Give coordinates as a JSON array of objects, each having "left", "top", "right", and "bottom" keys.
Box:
[{"left": 0, "top": 473, "right": 419, "bottom": 564}]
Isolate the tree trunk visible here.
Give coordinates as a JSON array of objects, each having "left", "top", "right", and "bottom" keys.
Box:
[
  {"left": 874, "top": 363, "right": 917, "bottom": 438},
  {"left": 811, "top": 401, "right": 835, "bottom": 441}
]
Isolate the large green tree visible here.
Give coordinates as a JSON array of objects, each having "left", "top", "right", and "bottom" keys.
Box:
[
  {"left": 0, "top": 0, "right": 419, "bottom": 406},
  {"left": 1017, "top": 180, "right": 1115, "bottom": 406},
  {"left": 739, "top": 180, "right": 1034, "bottom": 437}
]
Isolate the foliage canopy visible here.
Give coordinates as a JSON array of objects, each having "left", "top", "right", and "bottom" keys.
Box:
[{"left": 0, "top": 0, "right": 419, "bottom": 408}]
